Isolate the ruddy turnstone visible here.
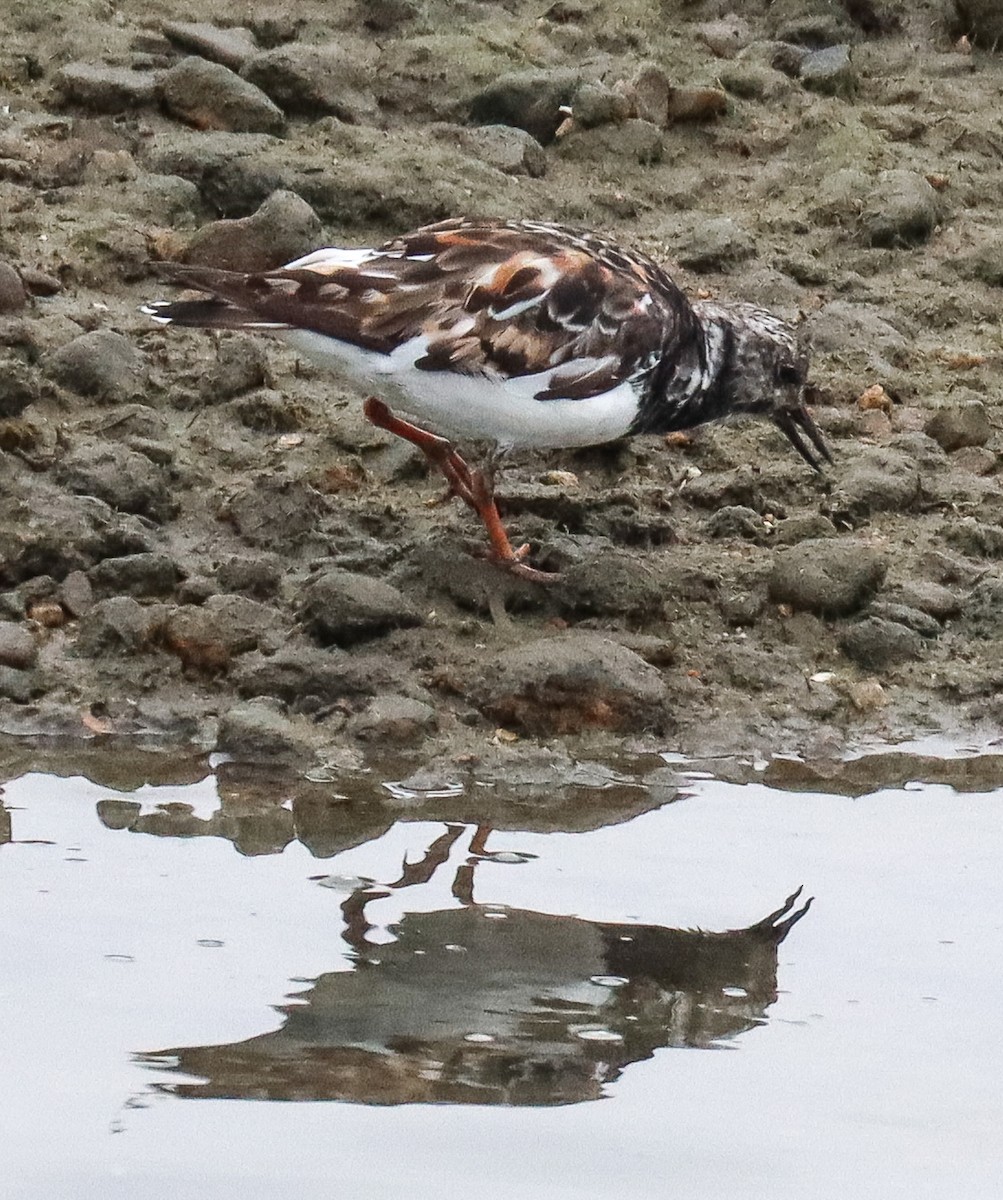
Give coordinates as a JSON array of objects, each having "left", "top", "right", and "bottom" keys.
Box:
[{"left": 144, "top": 217, "right": 830, "bottom": 581}]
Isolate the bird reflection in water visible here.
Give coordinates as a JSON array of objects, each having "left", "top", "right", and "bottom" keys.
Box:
[{"left": 140, "top": 824, "right": 811, "bottom": 1106}]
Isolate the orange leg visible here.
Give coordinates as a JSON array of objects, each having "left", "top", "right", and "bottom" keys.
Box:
[{"left": 363, "top": 397, "right": 558, "bottom": 582}]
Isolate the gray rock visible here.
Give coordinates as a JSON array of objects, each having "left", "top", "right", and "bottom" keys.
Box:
[
  {"left": 799, "top": 44, "right": 856, "bottom": 98},
  {"left": 436, "top": 124, "right": 547, "bottom": 178},
  {"left": 54, "top": 63, "right": 159, "bottom": 112},
  {"left": 834, "top": 447, "right": 921, "bottom": 517},
  {"left": 0, "top": 665, "right": 42, "bottom": 702},
  {"left": 471, "top": 632, "right": 669, "bottom": 735},
  {"left": 773, "top": 514, "right": 838, "bottom": 545},
  {"left": 559, "top": 118, "right": 663, "bottom": 166},
  {"left": 861, "top": 170, "right": 939, "bottom": 248},
  {"left": 805, "top": 302, "right": 909, "bottom": 366},
  {"left": 58, "top": 444, "right": 174, "bottom": 523},
  {"left": 44, "top": 330, "right": 148, "bottom": 403},
  {"left": 866, "top": 601, "right": 941, "bottom": 638},
  {"left": 840, "top": 617, "right": 923, "bottom": 669},
  {"left": 74, "top": 597, "right": 162, "bottom": 657},
  {"left": 677, "top": 216, "right": 756, "bottom": 272},
  {"left": 59, "top": 570, "right": 94, "bottom": 618},
  {"left": 233, "top": 646, "right": 401, "bottom": 706},
  {"left": 162, "top": 21, "right": 258, "bottom": 70},
  {"left": 216, "top": 554, "right": 282, "bottom": 599},
  {"left": 573, "top": 82, "right": 632, "bottom": 128},
  {"left": 469, "top": 67, "right": 581, "bottom": 144},
  {"left": 959, "top": 577, "right": 1003, "bottom": 638},
  {"left": 0, "top": 263, "right": 27, "bottom": 314},
  {"left": 216, "top": 699, "right": 314, "bottom": 762},
  {"left": 89, "top": 553, "right": 180, "bottom": 598},
  {"left": 199, "top": 334, "right": 270, "bottom": 400},
  {"left": 180, "top": 189, "right": 323, "bottom": 272},
  {"left": 705, "top": 505, "right": 767, "bottom": 541},
  {"left": 348, "top": 693, "right": 437, "bottom": 743},
  {"left": 769, "top": 539, "right": 887, "bottom": 616},
  {"left": 241, "top": 44, "right": 378, "bottom": 123},
  {"left": 894, "top": 580, "right": 963, "bottom": 621},
  {"left": 0, "top": 622, "right": 37, "bottom": 669},
  {"left": 358, "top": 0, "right": 423, "bottom": 30},
  {"left": 945, "top": 519, "right": 1003, "bottom": 559},
  {"left": 924, "top": 401, "right": 991, "bottom": 451},
  {"left": 0, "top": 353, "right": 39, "bottom": 417},
  {"left": 164, "top": 594, "right": 286, "bottom": 656},
  {"left": 159, "top": 57, "right": 285, "bottom": 135},
  {"left": 227, "top": 475, "right": 329, "bottom": 548},
  {"left": 955, "top": 237, "right": 1003, "bottom": 286},
  {"left": 300, "top": 569, "right": 422, "bottom": 647}
]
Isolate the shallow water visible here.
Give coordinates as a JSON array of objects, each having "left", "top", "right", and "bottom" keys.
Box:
[{"left": 2, "top": 749, "right": 1002, "bottom": 1199}]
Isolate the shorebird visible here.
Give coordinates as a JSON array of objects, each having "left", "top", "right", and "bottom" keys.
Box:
[{"left": 144, "top": 216, "right": 831, "bottom": 581}]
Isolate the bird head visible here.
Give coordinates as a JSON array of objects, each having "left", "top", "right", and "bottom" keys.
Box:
[{"left": 692, "top": 301, "right": 832, "bottom": 471}]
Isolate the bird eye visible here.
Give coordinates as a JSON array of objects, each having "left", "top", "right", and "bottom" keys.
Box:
[{"left": 775, "top": 363, "right": 802, "bottom": 386}]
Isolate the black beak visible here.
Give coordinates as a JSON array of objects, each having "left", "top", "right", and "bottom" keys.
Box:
[{"left": 774, "top": 403, "right": 833, "bottom": 472}]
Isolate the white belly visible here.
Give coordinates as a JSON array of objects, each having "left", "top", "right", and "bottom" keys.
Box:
[{"left": 280, "top": 329, "right": 639, "bottom": 450}]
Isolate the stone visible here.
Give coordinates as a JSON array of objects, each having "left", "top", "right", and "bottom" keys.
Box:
[
  {"left": 861, "top": 170, "right": 940, "bottom": 248},
  {"left": 347, "top": 693, "right": 438, "bottom": 743},
  {"left": 0, "top": 621, "right": 37, "bottom": 669},
  {"left": 74, "top": 597, "right": 162, "bottom": 657},
  {"left": 469, "top": 68, "right": 581, "bottom": 144},
  {"left": 158, "top": 57, "right": 285, "bottom": 135},
  {"left": 0, "top": 353, "right": 39, "bottom": 417},
  {"left": 162, "top": 21, "right": 258, "bottom": 70},
  {"left": 559, "top": 118, "right": 662, "bottom": 166},
  {"left": 769, "top": 539, "right": 887, "bottom": 616},
  {"left": 358, "top": 0, "right": 423, "bottom": 30},
  {"left": 471, "top": 632, "right": 669, "bottom": 735},
  {"left": 893, "top": 580, "right": 963, "bottom": 621},
  {"left": 840, "top": 617, "right": 923, "bottom": 669},
  {"left": 227, "top": 475, "right": 329, "bottom": 549},
  {"left": 866, "top": 602, "right": 941, "bottom": 639},
  {"left": 665, "top": 86, "right": 728, "bottom": 123},
  {"left": 240, "top": 43, "right": 377, "bottom": 123},
  {"left": 216, "top": 699, "right": 314, "bottom": 762},
  {"left": 623, "top": 64, "right": 671, "bottom": 124},
  {"left": 199, "top": 335, "right": 270, "bottom": 400},
  {"left": 676, "top": 216, "right": 756, "bottom": 272},
  {"left": 0, "top": 666, "right": 42, "bottom": 703},
  {"left": 88, "top": 553, "right": 180, "bottom": 598},
  {"left": 834, "top": 447, "right": 921, "bottom": 517},
  {"left": 179, "top": 189, "right": 323, "bottom": 272},
  {"left": 300, "top": 569, "right": 422, "bottom": 647},
  {"left": 44, "top": 331, "right": 148, "bottom": 403},
  {"left": 955, "top": 237, "right": 1003, "bottom": 286},
  {"left": 233, "top": 646, "right": 400, "bottom": 705},
  {"left": 573, "top": 82, "right": 631, "bottom": 128},
  {"left": 59, "top": 570, "right": 94, "bottom": 618},
  {"left": 163, "top": 594, "right": 286, "bottom": 658},
  {"left": 924, "top": 401, "right": 991, "bottom": 451},
  {"left": 958, "top": 578, "right": 1003, "bottom": 638},
  {"left": 435, "top": 124, "right": 547, "bottom": 178},
  {"left": 799, "top": 44, "right": 856, "bottom": 98},
  {"left": 58, "top": 444, "right": 174, "bottom": 523},
  {"left": 0, "top": 263, "right": 27, "bottom": 314},
  {"left": 216, "top": 554, "right": 282, "bottom": 599},
  {"left": 53, "top": 63, "right": 159, "bottom": 112}
]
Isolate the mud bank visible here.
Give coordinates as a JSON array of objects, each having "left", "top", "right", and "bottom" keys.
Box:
[{"left": 2, "top": 0, "right": 1003, "bottom": 772}]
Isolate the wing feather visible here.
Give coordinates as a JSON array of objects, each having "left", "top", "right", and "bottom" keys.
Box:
[{"left": 151, "top": 219, "right": 695, "bottom": 402}]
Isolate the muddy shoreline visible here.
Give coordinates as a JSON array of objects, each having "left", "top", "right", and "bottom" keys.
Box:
[{"left": 3, "top": 0, "right": 1003, "bottom": 774}]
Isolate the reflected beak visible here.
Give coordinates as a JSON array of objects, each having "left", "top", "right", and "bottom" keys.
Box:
[{"left": 774, "top": 402, "right": 833, "bottom": 471}]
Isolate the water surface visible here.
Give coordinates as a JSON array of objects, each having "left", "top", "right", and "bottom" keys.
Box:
[{"left": 2, "top": 749, "right": 1001, "bottom": 1199}]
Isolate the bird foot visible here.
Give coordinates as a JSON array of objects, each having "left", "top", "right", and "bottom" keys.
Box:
[{"left": 473, "top": 543, "right": 561, "bottom": 584}]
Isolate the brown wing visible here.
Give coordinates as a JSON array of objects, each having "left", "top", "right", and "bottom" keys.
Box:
[{"left": 153, "top": 218, "right": 691, "bottom": 401}]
